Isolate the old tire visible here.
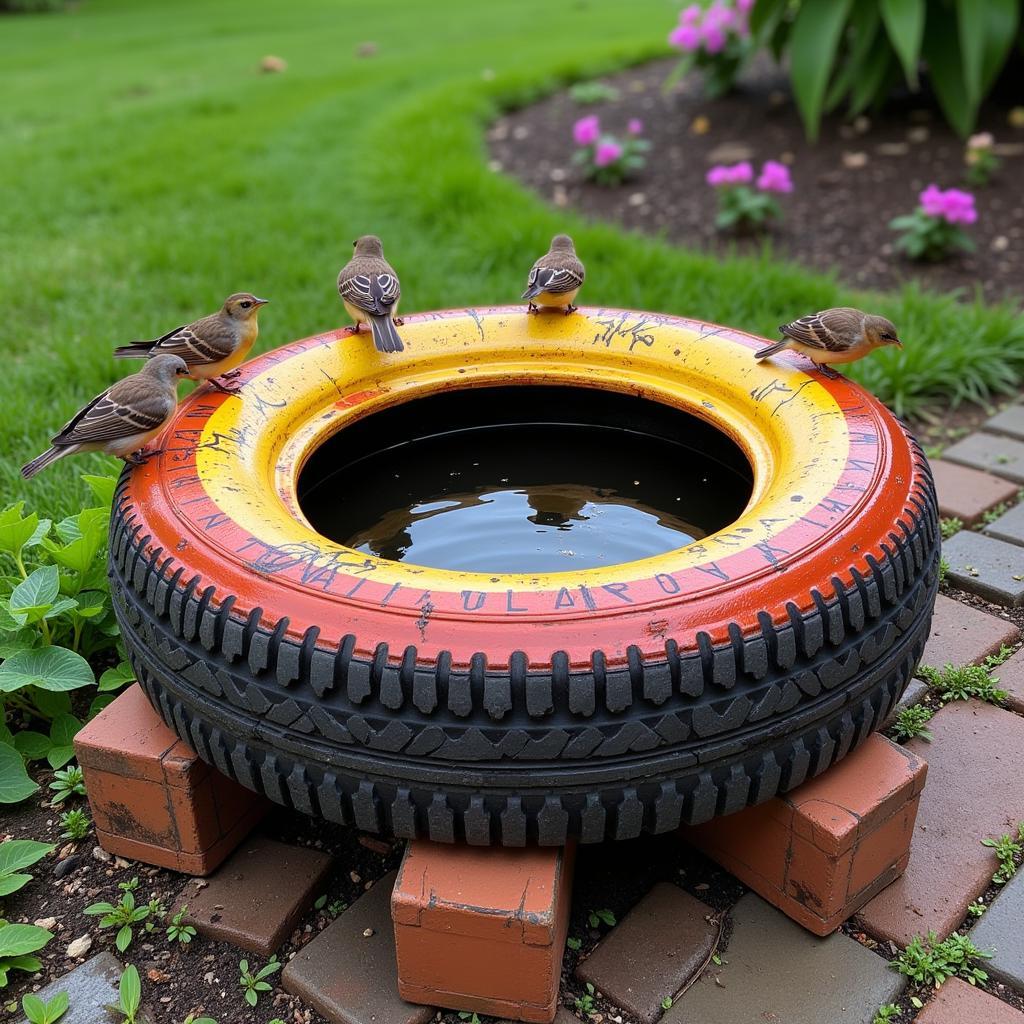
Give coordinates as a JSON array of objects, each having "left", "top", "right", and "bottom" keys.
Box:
[{"left": 109, "top": 307, "right": 939, "bottom": 845}]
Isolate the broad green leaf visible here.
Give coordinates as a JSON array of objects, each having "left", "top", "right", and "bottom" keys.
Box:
[
  {"left": 0, "top": 647, "right": 94, "bottom": 693},
  {"left": 0, "top": 923, "right": 53, "bottom": 957},
  {"left": 978, "top": 0, "right": 1019, "bottom": 93},
  {"left": 880, "top": 0, "right": 925, "bottom": 85},
  {"left": 48, "top": 990, "right": 70, "bottom": 1021},
  {"left": 0, "top": 874, "right": 33, "bottom": 897},
  {"left": 825, "top": 0, "right": 881, "bottom": 111},
  {"left": 88, "top": 693, "right": 117, "bottom": 719},
  {"left": 72, "top": 593, "right": 107, "bottom": 619},
  {"left": 3, "top": 954, "right": 43, "bottom": 975},
  {"left": 21, "top": 993, "right": 45, "bottom": 1021},
  {"left": 12, "top": 731, "right": 51, "bottom": 761},
  {"left": 82, "top": 475, "right": 117, "bottom": 506},
  {"left": 49, "top": 713, "right": 82, "bottom": 747},
  {"left": 44, "top": 598, "right": 79, "bottom": 621},
  {"left": 98, "top": 662, "right": 134, "bottom": 692},
  {"left": 9, "top": 566, "right": 59, "bottom": 618},
  {"left": 790, "top": 0, "right": 855, "bottom": 140},
  {"left": 750, "top": 0, "right": 787, "bottom": 36},
  {"left": 119, "top": 964, "right": 141, "bottom": 1015},
  {"left": 0, "top": 743, "right": 38, "bottom": 803},
  {"left": 925, "top": 14, "right": 973, "bottom": 136},
  {"left": 0, "top": 721, "right": 13, "bottom": 746},
  {"left": 0, "top": 505, "right": 37, "bottom": 558},
  {"left": 47, "top": 746, "right": 75, "bottom": 770},
  {"left": 0, "top": 600, "right": 24, "bottom": 632},
  {"left": 32, "top": 689, "right": 72, "bottom": 718},
  {"left": 24, "top": 519, "right": 52, "bottom": 550},
  {"left": 0, "top": 840, "right": 54, "bottom": 876},
  {"left": 116, "top": 925, "right": 132, "bottom": 953}
]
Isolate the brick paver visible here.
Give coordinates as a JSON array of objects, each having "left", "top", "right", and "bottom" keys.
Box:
[
  {"left": 941, "top": 532, "right": 1024, "bottom": 607},
  {"left": 984, "top": 503, "right": 1024, "bottom": 547},
  {"left": 855, "top": 701, "right": 1024, "bottom": 945},
  {"left": 575, "top": 883, "right": 717, "bottom": 1023},
  {"left": 914, "top": 976, "right": 1024, "bottom": 1023},
  {"left": 944, "top": 433, "right": 1024, "bottom": 485},
  {"left": 665, "top": 893, "right": 903, "bottom": 1024},
  {"left": 178, "top": 837, "right": 333, "bottom": 955},
  {"left": 986, "top": 404, "right": 1024, "bottom": 443},
  {"left": 920, "top": 595, "right": 1019, "bottom": 669},
  {"left": 16, "top": 953, "right": 154, "bottom": 1024},
  {"left": 930, "top": 459, "right": 1020, "bottom": 525},
  {"left": 970, "top": 867, "right": 1024, "bottom": 992},
  {"left": 282, "top": 871, "right": 433, "bottom": 1024},
  {"left": 996, "top": 647, "right": 1024, "bottom": 714}
]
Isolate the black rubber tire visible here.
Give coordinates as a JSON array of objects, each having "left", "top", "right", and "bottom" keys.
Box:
[{"left": 109, "top": 453, "right": 939, "bottom": 846}]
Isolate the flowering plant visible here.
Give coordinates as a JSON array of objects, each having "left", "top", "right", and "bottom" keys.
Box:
[
  {"left": 665, "top": 0, "right": 753, "bottom": 98},
  {"left": 572, "top": 115, "right": 649, "bottom": 186},
  {"left": 964, "top": 133, "right": 999, "bottom": 187},
  {"left": 890, "top": 185, "right": 977, "bottom": 261},
  {"left": 706, "top": 159, "right": 792, "bottom": 231}
]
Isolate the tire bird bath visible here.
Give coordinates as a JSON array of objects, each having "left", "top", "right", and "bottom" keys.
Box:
[{"left": 109, "top": 307, "right": 938, "bottom": 845}]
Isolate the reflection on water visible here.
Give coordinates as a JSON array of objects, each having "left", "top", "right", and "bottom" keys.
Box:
[{"left": 301, "top": 423, "right": 751, "bottom": 573}]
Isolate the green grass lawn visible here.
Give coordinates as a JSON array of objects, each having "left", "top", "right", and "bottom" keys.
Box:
[{"left": 2, "top": 0, "right": 1023, "bottom": 517}]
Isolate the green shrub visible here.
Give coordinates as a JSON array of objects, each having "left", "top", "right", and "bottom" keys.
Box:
[{"left": 752, "top": 0, "right": 1023, "bottom": 139}]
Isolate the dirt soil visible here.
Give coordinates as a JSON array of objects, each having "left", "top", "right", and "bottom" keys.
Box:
[{"left": 489, "top": 58, "right": 1024, "bottom": 303}]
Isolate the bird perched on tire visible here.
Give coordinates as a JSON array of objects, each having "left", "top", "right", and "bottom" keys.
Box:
[
  {"left": 522, "top": 233, "right": 585, "bottom": 314},
  {"left": 21, "top": 355, "right": 190, "bottom": 479},
  {"left": 113, "top": 293, "right": 268, "bottom": 393},
  {"left": 755, "top": 308, "right": 902, "bottom": 370},
  {"left": 337, "top": 235, "right": 404, "bottom": 353}
]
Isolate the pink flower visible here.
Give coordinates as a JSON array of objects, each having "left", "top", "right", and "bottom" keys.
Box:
[
  {"left": 594, "top": 140, "right": 623, "bottom": 167},
  {"left": 919, "top": 184, "right": 977, "bottom": 224},
  {"left": 573, "top": 115, "right": 600, "bottom": 147},
  {"left": 736, "top": 0, "right": 754, "bottom": 11},
  {"left": 706, "top": 161, "right": 753, "bottom": 186},
  {"left": 756, "top": 160, "right": 793, "bottom": 194},
  {"left": 679, "top": 3, "right": 702, "bottom": 25},
  {"left": 704, "top": 3, "right": 735, "bottom": 30},
  {"left": 669, "top": 23, "right": 701, "bottom": 51},
  {"left": 702, "top": 24, "right": 727, "bottom": 53},
  {"left": 628, "top": 118, "right": 644, "bottom": 136},
  {"left": 919, "top": 184, "right": 946, "bottom": 218}
]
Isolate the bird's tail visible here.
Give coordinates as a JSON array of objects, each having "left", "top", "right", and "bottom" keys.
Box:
[
  {"left": 521, "top": 283, "right": 542, "bottom": 300},
  {"left": 754, "top": 339, "right": 789, "bottom": 360},
  {"left": 113, "top": 341, "right": 155, "bottom": 359},
  {"left": 369, "top": 315, "right": 404, "bottom": 354},
  {"left": 21, "top": 445, "right": 71, "bottom": 480}
]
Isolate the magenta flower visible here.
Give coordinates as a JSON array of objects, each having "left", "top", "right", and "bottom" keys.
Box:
[
  {"left": 679, "top": 3, "right": 702, "bottom": 25},
  {"left": 594, "top": 140, "right": 623, "bottom": 167},
  {"left": 702, "top": 24, "right": 727, "bottom": 53},
  {"left": 669, "top": 23, "right": 701, "bottom": 51},
  {"left": 736, "top": 0, "right": 754, "bottom": 12},
  {"left": 756, "top": 160, "right": 793, "bottom": 194},
  {"left": 573, "top": 115, "right": 600, "bottom": 147},
  {"left": 628, "top": 118, "right": 644, "bottom": 136},
  {"left": 920, "top": 184, "right": 977, "bottom": 224},
  {"left": 706, "top": 161, "right": 753, "bottom": 186}
]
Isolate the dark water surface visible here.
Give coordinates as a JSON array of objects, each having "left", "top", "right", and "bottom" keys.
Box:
[{"left": 298, "top": 387, "right": 752, "bottom": 574}]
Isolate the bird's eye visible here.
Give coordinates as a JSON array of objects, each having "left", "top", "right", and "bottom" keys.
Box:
[
  {"left": 881, "top": 332, "right": 893, "bottom": 340},
  {"left": 240, "top": 300, "right": 252, "bottom": 309}
]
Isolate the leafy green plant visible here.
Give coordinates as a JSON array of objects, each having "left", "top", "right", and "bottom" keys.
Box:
[
  {"left": 575, "top": 982, "right": 597, "bottom": 1016},
  {"left": 21, "top": 990, "right": 69, "bottom": 1024},
  {"left": 940, "top": 517, "right": 964, "bottom": 540},
  {"left": 115, "top": 964, "right": 141, "bottom": 1024},
  {"left": 965, "top": 133, "right": 1000, "bottom": 187},
  {"left": 938, "top": 556, "right": 950, "bottom": 585},
  {"left": 238, "top": 955, "right": 280, "bottom": 1008},
  {"left": 665, "top": 0, "right": 755, "bottom": 99},
  {"left": 0, "top": 840, "right": 53, "bottom": 897},
  {"left": 327, "top": 898, "right": 347, "bottom": 918},
  {"left": 891, "top": 187, "right": 977, "bottom": 263},
  {"left": 918, "top": 663, "right": 1007, "bottom": 705},
  {"left": 890, "top": 704, "right": 934, "bottom": 742},
  {"left": 587, "top": 908, "right": 616, "bottom": 928},
  {"left": 458, "top": 1013, "right": 482, "bottom": 1024},
  {"left": 84, "top": 878, "right": 152, "bottom": 952},
  {"left": 49, "top": 764, "right": 86, "bottom": 803},
  {"left": 183, "top": 1016, "right": 218, "bottom": 1024},
  {"left": 661, "top": 995, "right": 674, "bottom": 1010},
  {"left": 568, "top": 80, "right": 620, "bottom": 104},
  {"left": 0, "top": 920, "right": 54, "bottom": 987},
  {"left": 751, "top": 0, "right": 1023, "bottom": 138},
  {"left": 60, "top": 808, "right": 90, "bottom": 841},
  {"left": 167, "top": 906, "right": 197, "bottom": 945},
  {"left": 873, "top": 1005, "right": 900, "bottom": 1024},
  {"left": 982, "top": 824, "right": 1024, "bottom": 885},
  {"left": 968, "top": 901, "right": 987, "bottom": 918},
  {"left": 566, "top": 935, "right": 582, "bottom": 951},
  {"left": 892, "top": 931, "right": 993, "bottom": 988}
]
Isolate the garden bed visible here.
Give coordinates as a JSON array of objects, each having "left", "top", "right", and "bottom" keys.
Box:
[{"left": 489, "top": 58, "right": 1024, "bottom": 302}]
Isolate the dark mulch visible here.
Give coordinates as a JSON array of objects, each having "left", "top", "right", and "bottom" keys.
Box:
[{"left": 489, "top": 57, "right": 1024, "bottom": 302}]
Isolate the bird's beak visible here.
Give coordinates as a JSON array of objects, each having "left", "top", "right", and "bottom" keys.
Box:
[
  {"left": 892, "top": 339, "right": 903, "bottom": 348},
  {"left": 253, "top": 298, "right": 270, "bottom": 307}
]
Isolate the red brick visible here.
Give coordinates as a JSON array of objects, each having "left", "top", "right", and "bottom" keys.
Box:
[
  {"left": 921, "top": 595, "right": 1020, "bottom": 669},
  {"left": 856, "top": 700, "right": 1024, "bottom": 945},
  {"left": 930, "top": 459, "right": 1020, "bottom": 526},
  {"left": 178, "top": 838, "right": 333, "bottom": 955},
  {"left": 74, "top": 685, "right": 269, "bottom": 875},
  {"left": 914, "top": 977, "right": 1024, "bottom": 1024},
  {"left": 681, "top": 733, "right": 925, "bottom": 936},
  {"left": 995, "top": 646, "right": 1024, "bottom": 714},
  {"left": 392, "top": 841, "right": 574, "bottom": 1023}
]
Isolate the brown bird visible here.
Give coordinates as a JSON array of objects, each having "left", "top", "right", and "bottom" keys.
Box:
[
  {"left": 337, "top": 235, "right": 404, "bottom": 353},
  {"left": 522, "top": 234, "right": 585, "bottom": 314},
  {"left": 755, "top": 308, "right": 902, "bottom": 369},
  {"left": 113, "top": 293, "right": 268, "bottom": 392},
  {"left": 21, "top": 354, "right": 189, "bottom": 479}
]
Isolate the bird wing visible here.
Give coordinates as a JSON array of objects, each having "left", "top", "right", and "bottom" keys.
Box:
[
  {"left": 147, "top": 315, "right": 236, "bottom": 365},
  {"left": 339, "top": 272, "right": 400, "bottom": 316},
  {"left": 53, "top": 383, "right": 173, "bottom": 446},
  {"left": 528, "top": 262, "right": 584, "bottom": 295},
  {"left": 779, "top": 313, "right": 850, "bottom": 352}
]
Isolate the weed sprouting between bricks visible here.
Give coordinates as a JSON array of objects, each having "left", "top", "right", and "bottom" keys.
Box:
[
  {"left": 872, "top": 1005, "right": 900, "bottom": 1024},
  {"left": 890, "top": 704, "right": 934, "bottom": 742},
  {"left": 981, "top": 823, "right": 1024, "bottom": 885},
  {"left": 587, "top": 908, "right": 616, "bottom": 928},
  {"left": 238, "top": 955, "right": 280, "bottom": 1008},
  {"left": 20, "top": 990, "right": 68, "bottom": 1024},
  {"left": 58, "top": 808, "right": 90, "bottom": 841},
  {"left": 917, "top": 663, "right": 1008, "bottom": 705},
  {"left": 114, "top": 965, "right": 141, "bottom": 1024},
  {"left": 167, "top": 906, "right": 197, "bottom": 945},
  {"left": 48, "top": 764, "right": 86, "bottom": 804},
  {"left": 892, "top": 931, "right": 993, "bottom": 988},
  {"left": 84, "top": 878, "right": 154, "bottom": 953}
]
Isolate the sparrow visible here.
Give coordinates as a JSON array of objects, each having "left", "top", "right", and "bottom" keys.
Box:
[
  {"left": 522, "top": 234, "right": 585, "bottom": 314},
  {"left": 337, "top": 235, "right": 404, "bottom": 353},
  {"left": 21, "top": 355, "right": 190, "bottom": 479},
  {"left": 113, "top": 293, "right": 268, "bottom": 392},
  {"left": 755, "top": 308, "right": 902, "bottom": 368}
]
